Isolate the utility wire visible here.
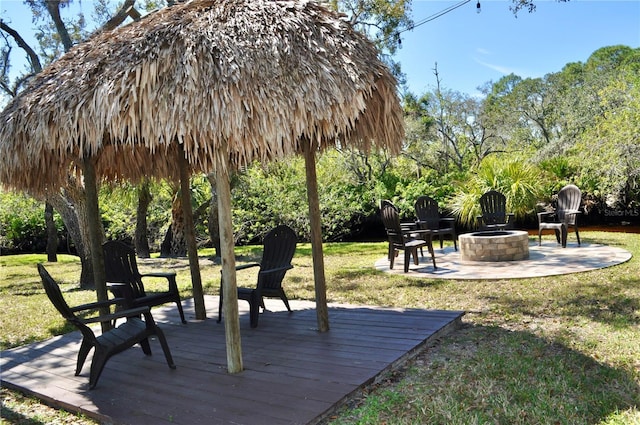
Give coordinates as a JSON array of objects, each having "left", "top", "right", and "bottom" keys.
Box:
[{"left": 386, "top": 0, "right": 473, "bottom": 44}]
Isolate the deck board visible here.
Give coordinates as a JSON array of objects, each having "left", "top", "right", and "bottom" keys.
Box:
[{"left": 1, "top": 296, "right": 463, "bottom": 425}]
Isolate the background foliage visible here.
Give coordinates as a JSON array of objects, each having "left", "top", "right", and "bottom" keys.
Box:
[{"left": 1, "top": 0, "right": 639, "bottom": 252}]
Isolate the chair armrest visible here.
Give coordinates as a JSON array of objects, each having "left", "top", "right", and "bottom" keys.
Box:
[
  {"left": 258, "top": 265, "right": 293, "bottom": 276},
  {"left": 406, "top": 229, "right": 433, "bottom": 241},
  {"left": 537, "top": 211, "right": 556, "bottom": 223},
  {"left": 140, "top": 271, "right": 176, "bottom": 279},
  {"left": 439, "top": 217, "right": 455, "bottom": 224},
  {"left": 236, "top": 263, "right": 261, "bottom": 271},
  {"left": 139, "top": 271, "right": 179, "bottom": 293},
  {"left": 82, "top": 306, "right": 151, "bottom": 324},
  {"left": 107, "top": 282, "right": 136, "bottom": 306},
  {"left": 70, "top": 297, "right": 126, "bottom": 313}
]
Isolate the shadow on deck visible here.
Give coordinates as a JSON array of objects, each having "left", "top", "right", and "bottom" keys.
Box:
[{"left": 1, "top": 296, "right": 464, "bottom": 425}]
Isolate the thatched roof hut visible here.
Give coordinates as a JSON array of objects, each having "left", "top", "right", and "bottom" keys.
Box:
[
  {"left": 0, "top": 0, "right": 404, "bottom": 372},
  {"left": 0, "top": 0, "right": 403, "bottom": 191}
]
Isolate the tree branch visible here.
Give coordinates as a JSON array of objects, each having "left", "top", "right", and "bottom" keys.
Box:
[{"left": 0, "top": 21, "right": 42, "bottom": 72}]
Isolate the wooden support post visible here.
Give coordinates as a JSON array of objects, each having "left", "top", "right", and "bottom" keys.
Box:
[
  {"left": 178, "top": 144, "right": 206, "bottom": 320},
  {"left": 82, "top": 157, "right": 108, "bottom": 330},
  {"left": 303, "top": 139, "right": 329, "bottom": 332},
  {"left": 216, "top": 154, "right": 243, "bottom": 373}
]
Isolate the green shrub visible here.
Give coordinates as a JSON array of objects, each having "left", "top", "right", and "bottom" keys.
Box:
[{"left": 0, "top": 191, "right": 63, "bottom": 252}]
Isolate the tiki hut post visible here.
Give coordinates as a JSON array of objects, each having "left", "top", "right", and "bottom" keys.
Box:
[
  {"left": 82, "top": 157, "right": 109, "bottom": 322},
  {"left": 216, "top": 149, "right": 243, "bottom": 373},
  {"left": 177, "top": 144, "right": 206, "bottom": 320},
  {"left": 303, "top": 139, "right": 329, "bottom": 332}
]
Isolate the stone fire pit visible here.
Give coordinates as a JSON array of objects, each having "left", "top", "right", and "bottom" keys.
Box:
[{"left": 459, "top": 230, "right": 530, "bottom": 262}]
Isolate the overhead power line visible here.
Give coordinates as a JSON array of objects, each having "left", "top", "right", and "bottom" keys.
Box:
[{"left": 387, "top": 0, "right": 479, "bottom": 45}]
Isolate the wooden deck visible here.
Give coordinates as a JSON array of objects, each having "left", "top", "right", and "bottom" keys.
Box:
[{"left": 1, "top": 295, "right": 464, "bottom": 425}]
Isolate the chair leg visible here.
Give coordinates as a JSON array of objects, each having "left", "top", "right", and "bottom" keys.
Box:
[
  {"left": 249, "top": 290, "right": 260, "bottom": 328},
  {"left": 154, "top": 326, "right": 176, "bottom": 369},
  {"left": 389, "top": 248, "right": 396, "bottom": 270},
  {"left": 76, "top": 339, "right": 93, "bottom": 376},
  {"left": 279, "top": 290, "right": 292, "bottom": 312},
  {"left": 217, "top": 285, "right": 223, "bottom": 323},
  {"left": 404, "top": 248, "right": 412, "bottom": 272},
  {"left": 561, "top": 225, "right": 568, "bottom": 248},
  {"left": 538, "top": 229, "right": 543, "bottom": 246},
  {"left": 88, "top": 349, "right": 110, "bottom": 390},
  {"left": 175, "top": 300, "right": 187, "bottom": 324},
  {"left": 575, "top": 226, "right": 581, "bottom": 246},
  {"left": 139, "top": 337, "right": 152, "bottom": 355},
  {"left": 428, "top": 241, "right": 437, "bottom": 269}
]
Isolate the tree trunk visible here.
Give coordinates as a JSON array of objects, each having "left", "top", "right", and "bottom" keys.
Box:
[
  {"left": 45, "top": 202, "right": 58, "bottom": 262},
  {"left": 134, "top": 180, "right": 152, "bottom": 258},
  {"left": 169, "top": 192, "right": 187, "bottom": 256},
  {"left": 206, "top": 174, "right": 221, "bottom": 259},
  {"left": 47, "top": 186, "right": 96, "bottom": 288},
  {"left": 177, "top": 145, "right": 206, "bottom": 320}
]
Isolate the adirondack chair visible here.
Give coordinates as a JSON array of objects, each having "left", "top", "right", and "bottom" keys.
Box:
[
  {"left": 478, "top": 190, "right": 514, "bottom": 230},
  {"left": 103, "top": 241, "right": 187, "bottom": 324},
  {"left": 414, "top": 195, "right": 457, "bottom": 251},
  {"left": 37, "top": 264, "right": 176, "bottom": 389},
  {"left": 381, "top": 200, "right": 436, "bottom": 272},
  {"left": 538, "top": 184, "right": 582, "bottom": 247},
  {"left": 218, "top": 225, "right": 297, "bottom": 328}
]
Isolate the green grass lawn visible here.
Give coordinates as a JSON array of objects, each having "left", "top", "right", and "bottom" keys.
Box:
[{"left": 1, "top": 231, "right": 639, "bottom": 424}]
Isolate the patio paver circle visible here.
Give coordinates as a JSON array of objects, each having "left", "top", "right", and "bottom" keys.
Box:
[{"left": 375, "top": 242, "right": 632, "bottom": 280}]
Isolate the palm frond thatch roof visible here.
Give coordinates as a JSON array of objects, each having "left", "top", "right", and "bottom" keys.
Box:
[{"left": 0, "top": 0, "right": 403, "bottom": 193}]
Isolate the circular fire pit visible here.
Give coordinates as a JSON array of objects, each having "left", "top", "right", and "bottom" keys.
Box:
[{"left": 459, "top": 230, "right": 529, "bottom": 262}]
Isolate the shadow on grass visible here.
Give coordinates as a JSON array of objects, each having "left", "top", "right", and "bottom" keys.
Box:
[
  {"left": 483, "top": 272, "right": 640, "bottom": 330},
  {"left": 334, "top": 322, "right": 640, "bottom": 424}
]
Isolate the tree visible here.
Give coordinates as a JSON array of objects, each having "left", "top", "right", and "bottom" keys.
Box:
[
  {"left": 1, "top": 0, "right": 146, "bottom": 289},
  {"left": 327, "top": 0, "right": 413, "bottom": 85}
]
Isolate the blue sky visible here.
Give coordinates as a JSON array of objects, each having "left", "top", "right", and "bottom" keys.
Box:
[
  {"left": 395, "top": 0, "right": 640, "bottom": 96},
  {"left": 1, "top": 0, "right": 639, "bottom": 100}
]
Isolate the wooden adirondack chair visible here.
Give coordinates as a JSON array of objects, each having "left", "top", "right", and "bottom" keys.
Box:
[
  {"left": 218, "top": 225, "right": 297, "bottom": 328},
  {"left": 381, "top": 200, "right": 436, "bottom": 272},
  {"left": 37, "top": 264, "right": 176, "bottom": 389},
  {"left": 414, "top": 195, "right": 457, "bottom": 250},
  {"left": 538, "top": 184, "right": 582, "bottom": 247},
  {"left": 103, "top": 241, "right": 187, "bottom": 324},
  {"left": 478, "top": 190, "right": 514, "bottom": 230}
]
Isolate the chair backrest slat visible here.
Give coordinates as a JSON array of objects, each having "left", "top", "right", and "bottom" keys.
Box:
[
  {"left": 414, "top": 195, "right": 441, "bottom": 230},
  {"left": 479, "top": 190, "right": 507, "bottom": 225},
  {"left": 37, "top": 264, "right": 93, "bottom": 337},
  {"left": 258, "top": 225, "right": 297, "bottom": 290},
  {"left": 103, "top": 241, "right": 146, "bottom": 297},
  {"left": 381, "top": 201, "right": 405, "bottom": 246},
  {"left": 556, "top": 184, "right": 581, "bottom": 224}
]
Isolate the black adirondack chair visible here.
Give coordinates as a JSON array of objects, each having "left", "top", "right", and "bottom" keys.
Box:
[
  {"left": 414, "top": 195, "right": 457, "bottom": 251},
  {"left": 538, "top": 184, "right": 582, "bottom": 247},
  {"left": 478, "top": 190, "right": 515, "bottom": 230},
  {"left": 381, "top": 200, "right": 436, "bottom": 272},
  {"left": 37, "top": 264, "right": 176, "bottom": 389},
  {"left": 103, "top": 241, "right": 186, "bottom": 324},
  {"left": 218, "top": 225, "right": 297, "bottom": 328}
]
